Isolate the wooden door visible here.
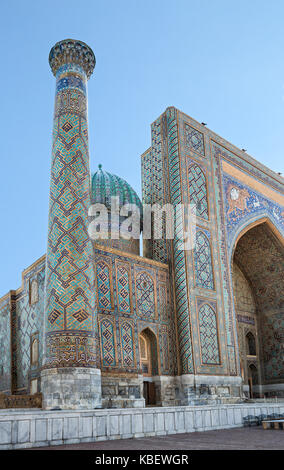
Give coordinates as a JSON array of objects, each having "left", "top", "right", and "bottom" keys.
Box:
[
  {"left": 143, "top": 381, "right": 156, "bottom": 406},
  {"left": 148, "top": 382, "right": 156, "bottom": 405}
]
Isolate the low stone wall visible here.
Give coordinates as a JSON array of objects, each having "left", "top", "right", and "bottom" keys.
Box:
[{"left": 0, "top": 403, "right": 283, "bottom": 449}]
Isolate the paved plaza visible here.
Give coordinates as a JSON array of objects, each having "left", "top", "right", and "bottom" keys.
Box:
[{"left": 32, "top": 427, "right": 284, "bottom": 450}]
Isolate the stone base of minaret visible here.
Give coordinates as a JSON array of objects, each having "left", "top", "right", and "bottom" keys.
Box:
[{"left": 41, "top": 368, "right": 102, "bottom": 410}]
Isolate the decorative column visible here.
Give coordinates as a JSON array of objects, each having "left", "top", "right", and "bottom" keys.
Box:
[{"left": 41, "top": 39, "right": 101, "bottom": 409}]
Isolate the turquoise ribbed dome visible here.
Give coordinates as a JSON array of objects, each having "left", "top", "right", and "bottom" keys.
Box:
[{"left": 91, "top": 165, "right": 143, "bottom": 214}]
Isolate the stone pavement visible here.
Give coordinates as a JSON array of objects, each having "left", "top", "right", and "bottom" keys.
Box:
[{"left": 32, "top": 427, "right": 284, "bottom": 450}]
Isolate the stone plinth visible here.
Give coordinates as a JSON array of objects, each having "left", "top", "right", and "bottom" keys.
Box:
[{"left": 41, "top": 368, "right": 101, "bottom": 410}]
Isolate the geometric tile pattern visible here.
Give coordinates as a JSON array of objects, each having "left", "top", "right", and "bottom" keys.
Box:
[
  {"left": 135, "top": 271, "right": 155, "bottom": 319},
  {"left": 0, "top": 296, "right": 12, "bottom": 392},
  {"left": 223, "top": 173, "right": 284, "bottom": 253},
  {"left": 44, "top": 57, "right": 97, "bottom": 369},
  {"left": 120, "top": 321, "right": 135, "bottom": 367},
  {"left": 96, "top": 260, "right": 112, "bottom": 310},
  {"left": 212, "top": 144, "right": 240, "bottom": 375},
  {"left": 233, "top": 223, "right": 284, "bottom": 383},
  {"left": 234, "top": 224, "right": 284, "bottom": 311},
  {"left": 11, "top": 263, "right": 45, "bottom": 392},
  {"left": 198, "top": 303, "right": 220, "bottom": 364},
  {"left": 188, "top": 163, "right": 209, "bottom": 220},
  {"left": 194, "top": 230, "right": 214, "bottom": 290},
  {"left": 160, "top": 325, "right": 170, "bottom": 372},
  {"left": 261, "top": 312, "right": 284, "bottom": 381},
  {"left": 150, "top": 118, "right": 168, "bottom": 263},
  {"left": 159, "top": 283, "right": 168, "bottom": 322},
  {"left": 166, "top": 107, "right": 194, "bottom": 374},
  {"left": 116, "top": 263, "right": 131, "bottom": 313},
  {"left": 184, "top": 123, "right": 205, "bottom": 156},
  {"left": 141, "top": 119, "right": 168, "bottom": 263},
  {"left": 100, "top": 318, "right": 116, "bottom": 367}
]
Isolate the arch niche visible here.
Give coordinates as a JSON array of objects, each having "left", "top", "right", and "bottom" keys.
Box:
[
  {"left": 231, "top": 219, "right": 284, "bottom": 398},
  {"left": 139, "top": 328, "right": 159, "bottom": 406}
]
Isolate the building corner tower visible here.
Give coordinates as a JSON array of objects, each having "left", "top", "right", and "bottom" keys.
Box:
[{"left": 41, "top": 39, "right": 101, "bottom": 409}]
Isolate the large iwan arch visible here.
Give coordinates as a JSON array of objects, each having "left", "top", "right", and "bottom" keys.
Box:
[{"left": 231, "top": 219, "right": 284, "bottom": 398}]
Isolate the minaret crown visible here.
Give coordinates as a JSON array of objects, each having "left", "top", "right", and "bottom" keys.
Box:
[{"left": 49, "top": 38, "right": 96, "bottom": 79}]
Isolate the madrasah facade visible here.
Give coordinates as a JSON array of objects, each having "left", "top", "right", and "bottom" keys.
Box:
[{"left": 0, "top": 39, "right": 283, "bottom": 410}]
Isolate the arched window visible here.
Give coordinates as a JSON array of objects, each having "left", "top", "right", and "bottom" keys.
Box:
[
  {"left": 139, "top": 334, "right": 150, "bottom": 375},
  {"left": 188, "top": 164, "right": 209, "bottom": 220},
  {"left": 194, "top": 231, "right": 214, "bottom": 289},
  {"left": 246, "top": 332, "right": 256, "bottom": 356},
  {"left": 139, "top": 328, "right": 159, "bottom": 376}
]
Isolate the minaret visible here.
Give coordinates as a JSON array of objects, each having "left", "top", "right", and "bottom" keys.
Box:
[{"left": 41, "top": 39, "right": 101, "bottom": 409}]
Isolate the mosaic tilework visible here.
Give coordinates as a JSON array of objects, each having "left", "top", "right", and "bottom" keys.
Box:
[
  {"left": 49, "top": 39, "right": 95, "bottom": 79},
  {"left": 233, "top": 263, "right": 255, "bottom": 315},
  {"left": 120, "top": 321, "right": 135, "bottom": 367},
  {"left": 135, "top": 271, "right": 155, "bottom": 319},
  {"left": 96, "top": 259, "right": 112, "bottom": 310},
  {"left": 198, "top": 303, "right": 220, "bottom": 365},
  {"left": 158, "top": 283, "right": 169, "bottom": 322},
  {"left": 211, "top": 144, "right": 239, "bottom": 375},
  {"left": 91, "top": 165, "right": 142, "bottom": 213},
  {"left": 90, "top": 165, "right": 142, "bottom": 255},
  {"left": 160, "top": 325, "right": 170, "bottom": 372},
  {"left": 188, "top": 163, "right": 209, "bottom": 219},
  {"left": 5, "top": 85, "right": 284, "bottom": 403},
  {"left": 184, "top": 123, "right": 205, "bottom": 156},
  {"left": 261, "top": 313, "right": 284, "bottom": 381},
  {"left": 194, "top": 230, "right": 214, "bottom": 290},
  {"left": 44, "top": 53, "right": 97, "bottom": 368},
  {"left": 0, "top": 296, "right": 11, "bottom": 392},
  {"left": 234, "top": 224, "right": 284, "bottom": 311},
  {"left": 141, "top": 119, "right": 168, "bottom": 263},
  {"left": 223, "top": 173, "right": 284, "bottom": 252},
  {"left": 141, "top": 148, "right": 152, "bottom": 205},
  {"left": 213, "top": 141, "right": 283, "bottom": 193},
  {"left": 166, "top": 108, "right": 194, "bottom": 374},
  {"left": 12, "top": 263, "right": 45, "bottom": 392},
  {"left": 116, "top": 262, "right": 131, "bottom": 314},
  {"left": 99, "top": 318, "right": 116, "bottom": 367},
  {"left": 93, "top": 245, "right": 176, "bottom": 376}
]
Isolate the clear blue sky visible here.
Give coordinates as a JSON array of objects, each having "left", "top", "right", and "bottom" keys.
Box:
[{"left": 0, "top": 0, "right": 284, "bottom": 297}]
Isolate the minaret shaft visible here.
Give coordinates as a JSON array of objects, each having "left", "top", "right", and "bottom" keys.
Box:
[{"left": 41, "top": 39, "right": 101, "bottom": 410}]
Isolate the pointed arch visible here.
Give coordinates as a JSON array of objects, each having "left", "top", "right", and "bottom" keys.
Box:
[
  {"left": 246, "top": 332, "right": 256, "bottom": 356},
  {"left": 230, "top": 216, "right": 284, "bottom": 263},
  {"left": 139, "top": 327, "right": 159, "bottom": 376},
  {"left": 232, "top": 217, "right": 284, "bottom": 395}
]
